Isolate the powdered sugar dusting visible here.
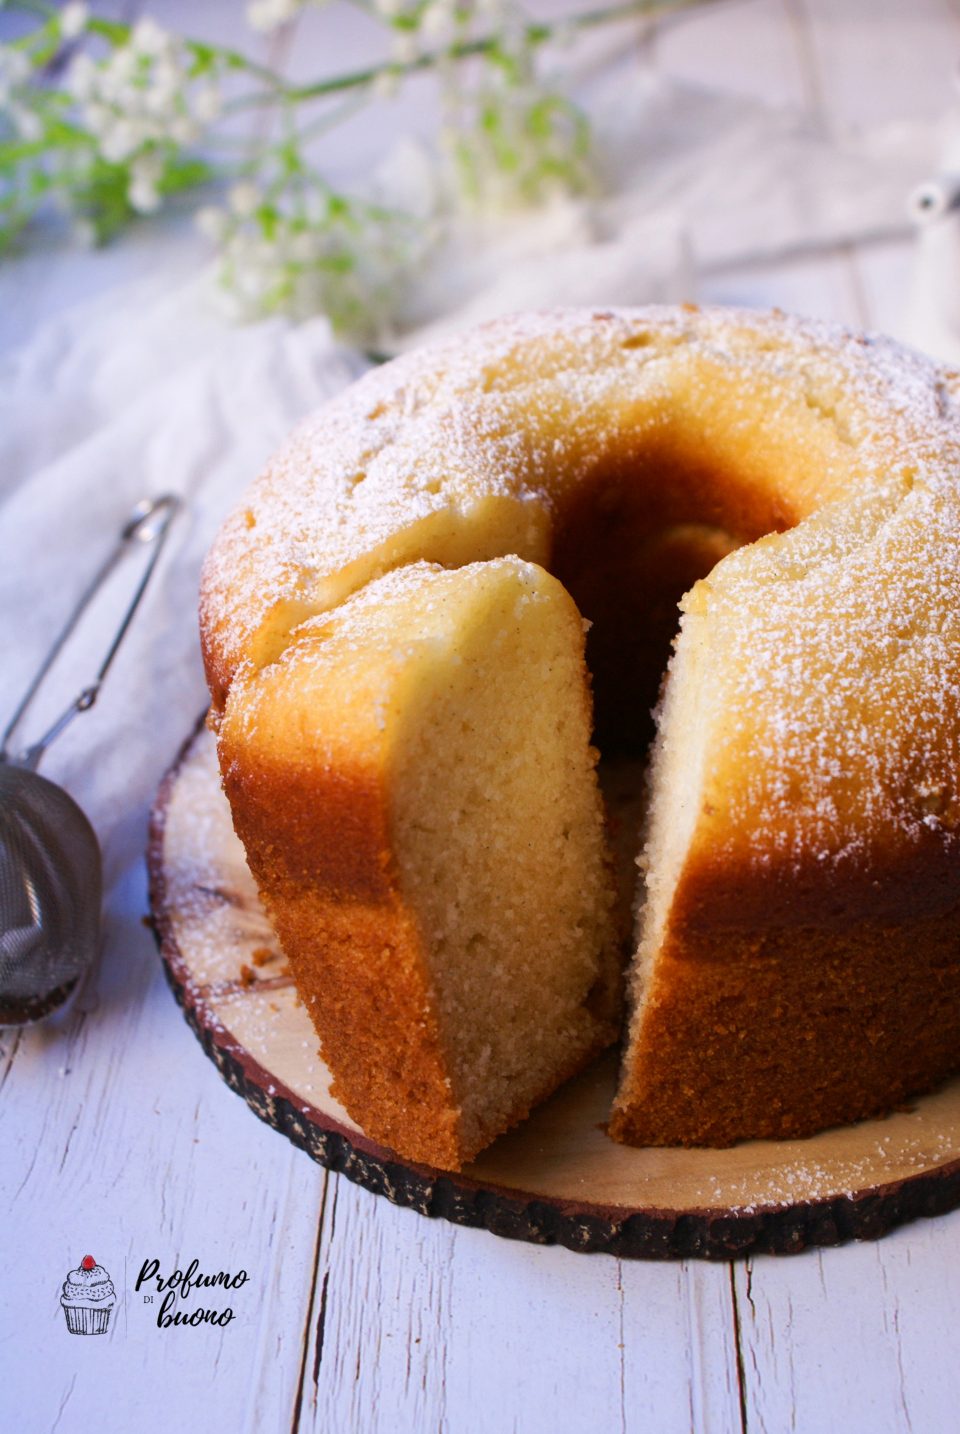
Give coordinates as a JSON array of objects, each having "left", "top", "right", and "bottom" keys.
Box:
[
  {"left": 202, "top": 304, "right": 960, "bottom": 872},
  {"left": 201, "top": 304, "right": 960, "bottom": 692}
]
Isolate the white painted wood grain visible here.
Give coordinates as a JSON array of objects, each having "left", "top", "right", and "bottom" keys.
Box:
[
  {"left": 653, "top": 0, "right": 809, "bottom": 111},
  {"left": 798, "top": 0, "right": 960, "bottom": 133},
  {"left": 291, "top": 1180, "right": 744, "bottom": 1434},
  {"left": 0, "top": 870, "right": 327, "bottom": 1434},
  {"left": 734, "top": 1213, "right": 960, "bottom": 1434}
]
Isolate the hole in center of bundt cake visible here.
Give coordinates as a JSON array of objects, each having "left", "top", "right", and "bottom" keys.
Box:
[{"left": 550, "top": 449, "right": 797, "bottom": 757}]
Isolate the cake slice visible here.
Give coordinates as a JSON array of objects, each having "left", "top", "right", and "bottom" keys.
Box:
[{"left": 218, "top": 557, "right": 620, "bottom": 1169}]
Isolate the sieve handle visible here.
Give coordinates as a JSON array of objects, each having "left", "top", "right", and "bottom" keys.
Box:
[{"left": 0, "top": 495, "right": 182, "bottom": 773}]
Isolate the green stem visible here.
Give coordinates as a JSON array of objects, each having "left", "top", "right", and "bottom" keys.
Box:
[
  {"left": 2, "top": 0, "right": 289, "bottom": 91},
  {"left": 7, "top": 0, "right": 713, "bottom": 114},
  {"left": 232, "top": 0, "right": 717, "bottom": 109}
]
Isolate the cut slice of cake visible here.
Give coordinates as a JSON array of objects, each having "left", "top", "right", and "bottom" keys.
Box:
[{"left": 218, "top": 557, "right": 620, "bottom": 1169}]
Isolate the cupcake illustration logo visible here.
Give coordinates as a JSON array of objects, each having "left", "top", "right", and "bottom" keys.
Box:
[{"left": 60, "top": 1254, "right": 116, "bottom": 1336}]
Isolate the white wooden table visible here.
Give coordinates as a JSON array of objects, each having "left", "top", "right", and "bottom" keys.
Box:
[{"left": 4, "top": 3, "right": 960, "bottom": 1431}]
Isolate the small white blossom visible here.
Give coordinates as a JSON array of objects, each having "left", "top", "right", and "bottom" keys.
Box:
[
  {"left": 66, "top": 53, "right": 97, "bottom": 101},
  {"left": 128, "top": 174, "right": 161, "bottom": 212},
  {"left": 193, "top": 84, "right": 223, "bottom": 124},
  {"left": 195, "top": 205, "right": 229, "bottom": 242},
  {"left": 60, "top": 3, "right": 90, "bottom": 40},
  {"left": 98, "top": 59, "right": 138, "bottom": 105},
  {"left": 99, "top": 119, "right": 140, "bottom": 163},
  {"left": 228, "top": 181, "right": 261, "bottom": 217},
  {"left": 371, "top": 68, "right": 400, "bottom": 102},
  {"left": 420, "top": 0, "right": 456, "bottom": 44},
  {"left": 207, "top": 185, "right": 420, "bottom": 337},
  {"left": 10, "top": 103, "right": 42, "bottom": 142},
  {"left": 0, "top": 46, "right": 31, "bottom": 90},
  {"left": 65, "top": 21, "right": 225, "bottom": 223},
  {"left": 247, "top": 0, "right": 303, "bottom": 33},
  {"left": 106, "top": 47, "right": 139, "bottom": 87},
  {"left": 140, "top": 68, "right": 178, "bottom": 114},
  {"left": 287, "top": 229, "right": 318, "bottom": 262},
  {"left": 130, "top": 18, "right": 173, "bottom": 59},
  {"left": 391, "top": 32, "right": 419, "bottom": 65},
  {"left": 131, "top": 150, "right": 164, "bottom": 184},
  {"left": 168, "top": 113, "right": 199, "bottom": 145},
  {"left": 84, "top": 100, "right": 113, "bottom": 135},
  {"left": 0, "top": 53, "right": 23, "bottom": 113},
  {"left": 0, "top": 46, "right": 41, "bottom": 140}
]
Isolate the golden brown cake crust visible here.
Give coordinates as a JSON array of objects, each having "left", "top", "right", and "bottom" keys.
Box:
[
  {"left": 220, "top": 744, "right": 467, "bottom": 1167},
  {"left": 608, "top": 906, "right": 960, "bottom": 1147}
]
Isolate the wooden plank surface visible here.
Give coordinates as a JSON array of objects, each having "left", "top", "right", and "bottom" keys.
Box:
[{"left": 3, "top": 3, "right": 960, "bottom": 1433}]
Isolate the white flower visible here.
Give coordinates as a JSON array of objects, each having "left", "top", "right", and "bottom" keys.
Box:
[
  {"left": 106, "top": 47, "right": 139, "bottom": 87},
  {"left": 195, "top": 205, "right": 229, "bottom": 242},
  {"left": 143, "top": 83, "right": 179, "bottom": 117},
  {"left": 0, "top": 44, "right": 32, "bottom": 111},
  {"left": 60, "top": 3, "right": 90, "bottom": 40},
  {"left": 0, "top": 46, "right": 31, "bottom": 88},
  {"left": 99, "top": 118, "right": 140, "bottom": 163},
  {"left": 130, "top": 18, "right": 172, "bottom": 59},
  {"left": 168, "top": 113, "right": 199, "bottom": 145},
  {"left": 371, "top": 68, "right": 400, "bottom": 102},
  {"left": 147, "top": 57, "right": 181, "bottom": 105},
  {"left": 247, "top": 0, "right": 303, "bottom": 33},
  {"left": 287, "top": 229, "right": 318, "bottom": 262},
  {"left": 128, "top": 175, "right": 161, "bottom": 213},
  {"left": 132, "top": 150, "right": 164, "bottom": 184},
  {"left": 70, "top": 26, "right": 223, "bottom": 175},
  {"left": 84, "top": 101, "right": 113, "bottom": 136},
  {"left": 420, "top": 0, "right": 455, "bottom": 43},
  {"left": 391, "top": 32, "right": 419, "bottom": 65},
  {"left": 126, "top": 147, "right": 166, "bottom": 214},
  {"left": 10, "top": 103, "right": 42, "bottom": 142},
  {"left": 98, "top": 59, "right": 139, "bottom": 105},
  {"left": 228, "top": 181, "right": 261, "bottom": 217},
  {"left": 193, "top": 84, "right": 222, "bottom": 124},
  {"left": 66, "top": 52, "right": 97, "bottom": 100}
]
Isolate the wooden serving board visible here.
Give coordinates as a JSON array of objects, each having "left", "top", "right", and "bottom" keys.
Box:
[{"left": 148, "top": 722, "right": 960, "bottom": 1260}]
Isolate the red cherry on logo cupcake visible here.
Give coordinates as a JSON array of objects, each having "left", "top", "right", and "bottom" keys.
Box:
[{"left": 81, "top": 1255, "right": 96, "bottom": 1271}]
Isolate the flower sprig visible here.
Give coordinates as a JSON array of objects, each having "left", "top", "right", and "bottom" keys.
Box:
[{"left": 0, "top": 0, "right": 706, "bottom": 336}]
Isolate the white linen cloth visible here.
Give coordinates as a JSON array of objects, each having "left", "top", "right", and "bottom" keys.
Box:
[
  {"left": 0, "top": 267, "right": 361, "bottom": 940},
  {"left": 0, "top": 66, "right": 949, "bottom": 1017}
]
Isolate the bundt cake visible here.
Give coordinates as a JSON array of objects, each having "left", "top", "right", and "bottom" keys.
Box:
[{"left": 201, "top": 305, "right": 960, "bottom": 1169}]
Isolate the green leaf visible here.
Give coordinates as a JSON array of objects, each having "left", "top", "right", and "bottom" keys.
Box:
[
  {"left": 160, "top": 156, "right": 215, "bottom": 194},
  {"left": 256, "top": 202, "right": 280, "bottom": 239},
  {"left": 186, "top": 41, "right": 217, "bottom": 75},
  {"left": 315, "top": 250, "right": 354, "bottom": 274},
  {"left": 86, "top": 18, "right": 132, "bottom": 45}
]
